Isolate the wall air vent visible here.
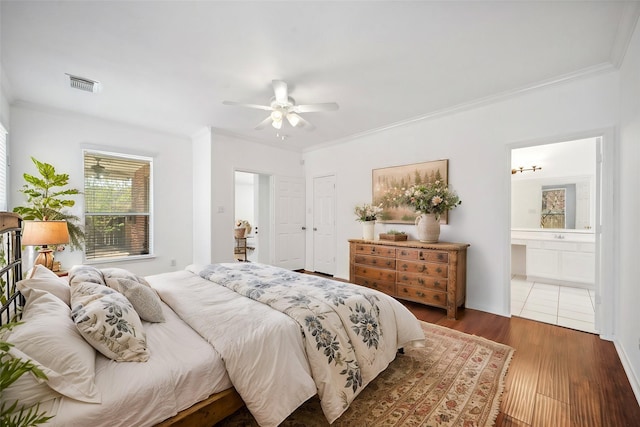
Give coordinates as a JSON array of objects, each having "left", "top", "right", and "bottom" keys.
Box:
[{"left": 66, "top": 74, "right": 101, "bottom": 93}]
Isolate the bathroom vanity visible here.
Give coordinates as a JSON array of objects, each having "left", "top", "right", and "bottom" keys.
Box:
[{"left": 511, "top": 229, "right": 595, "bottom": 288}]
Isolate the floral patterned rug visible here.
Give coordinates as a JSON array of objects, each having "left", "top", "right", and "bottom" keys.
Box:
[{"left": 218, "top": 321, "right": 514, "bottom": 426}]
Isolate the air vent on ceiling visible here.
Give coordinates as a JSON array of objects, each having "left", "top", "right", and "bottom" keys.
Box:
[{"left": 66, "top": 74, "right": 101, "bottom": 93}]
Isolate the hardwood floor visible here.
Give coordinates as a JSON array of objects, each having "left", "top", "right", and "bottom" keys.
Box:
[{"left": 401, "top": 301, "right": 640, "bottom": 427}]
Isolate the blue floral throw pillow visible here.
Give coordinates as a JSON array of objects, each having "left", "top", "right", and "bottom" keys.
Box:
[{"left": 70, "top": 281, "right": 149, "bottom": 362}]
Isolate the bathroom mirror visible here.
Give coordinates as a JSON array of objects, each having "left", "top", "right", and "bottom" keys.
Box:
[{"left": 511, "top": 176, "right": 594, "bottom": 231}]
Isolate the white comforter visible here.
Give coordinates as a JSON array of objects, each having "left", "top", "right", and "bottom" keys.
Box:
[
  {"left": 42, "top": 299, "right": 232, "bottom": 427},
  {"left": 152, "top": 264, "right": 425, "bottom": 426}
]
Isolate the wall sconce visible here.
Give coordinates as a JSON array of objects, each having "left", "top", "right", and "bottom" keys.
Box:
[
  {"left": 22, "top": 220, "right": 70, "bottom": 270},
  {"left": 511, "top": 165, "right": 542, "bottom": 174}
]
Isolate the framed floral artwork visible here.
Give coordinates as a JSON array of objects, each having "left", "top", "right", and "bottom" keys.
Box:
[{"left": 372, "top": 159, "right": 449, "bottom": 224}]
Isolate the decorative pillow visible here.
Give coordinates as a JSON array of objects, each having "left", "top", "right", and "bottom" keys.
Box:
[
  {"left": 70, "top": 281, "right": 149, "bottom": 362},
  {"left": 101, "top": 267, "right": 151, "bottom": 286},
  {"left": 105, "top": 277, "right": 165, "bottom": 323},
  {"left": 69, "top": 265, "right": 106, "bottom": 287},
  {"left": 2, "top": 289, "right": 101, "bottom": 407},
  {"left": 17, "top": 265, "right": 70, "bottom": 306}
]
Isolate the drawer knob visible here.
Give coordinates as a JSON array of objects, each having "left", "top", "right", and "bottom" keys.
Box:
[{"left": 417, "top": 291, "right": 425, "bottom": 297}]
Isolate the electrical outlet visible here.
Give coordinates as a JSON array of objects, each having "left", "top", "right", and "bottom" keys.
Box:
[{"left": 170, "top": 259, "right": 176, "bottom": 267}]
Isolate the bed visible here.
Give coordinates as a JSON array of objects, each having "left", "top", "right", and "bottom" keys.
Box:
[{"left": 0, "top": 212, "right": 425, "bottom": 426}]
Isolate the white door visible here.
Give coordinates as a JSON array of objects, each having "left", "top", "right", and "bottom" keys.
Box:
[
  {"left": 273, "top": 176, "right": 305, "bottom": 270},
  {"left": 313, "top": 175, "right": 336, "bottom": 275}
]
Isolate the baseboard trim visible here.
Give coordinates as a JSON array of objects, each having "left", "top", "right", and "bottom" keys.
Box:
[{"left": 614, "top": 339, "right": 640, "bottom": 407}]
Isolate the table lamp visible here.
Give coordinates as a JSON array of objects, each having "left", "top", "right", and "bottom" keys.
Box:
[{"left": 22, "top": 220, "right": 70, "bottom": 270}]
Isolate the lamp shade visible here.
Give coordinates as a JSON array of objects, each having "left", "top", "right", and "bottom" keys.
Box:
[{"left": 22, "top": 220, "right": 70, "bottom": 246}]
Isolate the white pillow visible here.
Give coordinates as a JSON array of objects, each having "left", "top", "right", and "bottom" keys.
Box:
[
  {"left": 17, "top": 265, "right": 70, "bottom": 306},
  {"left": 2, "top": 289, "right": 101, "bottom": 407},
  {"left": 105, "top": 277, "right": 165, "bottom": 323},
  {"left": 71, "top": 281, "right": 149, "bottom": 362}
]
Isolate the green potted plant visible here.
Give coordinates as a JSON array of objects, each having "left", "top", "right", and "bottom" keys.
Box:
[{"left": 12, "top": 157, "right": 84, "bottom": 250}]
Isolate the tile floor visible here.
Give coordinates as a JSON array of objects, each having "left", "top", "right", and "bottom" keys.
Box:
[{"left": 511, "top": 275, "right": 597, "bottom": 334}]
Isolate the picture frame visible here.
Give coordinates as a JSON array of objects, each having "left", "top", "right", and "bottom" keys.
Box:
[{"left": 372, "top": 159, "right": 449, "bottom": 224}]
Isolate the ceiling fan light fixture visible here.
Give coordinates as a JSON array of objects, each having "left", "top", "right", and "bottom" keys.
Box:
[
  {"left": 270, "top": 110, "right": 284, "bottom": 122},
  {"left": 272, "top": 119, "right": 283, "bottom": 130},
  {"left": 286, "top": 113, "right": 301, "bottom": 127}
]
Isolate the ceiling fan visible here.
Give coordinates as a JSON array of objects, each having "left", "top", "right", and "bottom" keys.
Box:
[
  {"left": 223, "top": 80, "right": 339, "bottom": 131},
  {"left": 91, "top": 158, "right": 107, "bottom": 179}
]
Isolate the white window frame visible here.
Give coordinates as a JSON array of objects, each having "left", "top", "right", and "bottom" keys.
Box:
[
  {"left": 0, "top": 123, "right": 7, "bottom": 212},
  {"left": 83, "top": 149, "right": 154, "bottom": 263}
]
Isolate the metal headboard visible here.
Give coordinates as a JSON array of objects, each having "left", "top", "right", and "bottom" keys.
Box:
[{"left": 0, "top": 212, "right": 23, "bottom": 326}]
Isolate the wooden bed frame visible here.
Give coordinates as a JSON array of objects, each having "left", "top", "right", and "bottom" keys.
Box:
[{"left": 0, "top": 212, "right": 244, "bottom": 426}]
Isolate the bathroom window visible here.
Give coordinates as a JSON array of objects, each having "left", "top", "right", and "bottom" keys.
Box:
[{"left": 540, "top": 188, "right": 565, "bottom": 228}]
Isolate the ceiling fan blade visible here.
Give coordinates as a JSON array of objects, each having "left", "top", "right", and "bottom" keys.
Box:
[
  {"left": 272, "top": 80, "right": 288, "bottom": 104},
  {"left": 223, "top": 100, "right": 273, "bottom": 111},
  {"left": 254, "top": 116, "right": 273, "bottom": 130},
  {"left": 292, "top": 102, "right": 339, "bottom": 113}
]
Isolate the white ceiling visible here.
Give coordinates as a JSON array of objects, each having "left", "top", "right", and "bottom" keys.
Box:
[{"left": 1, "top": 1, "right": 638, "bottom": 152}]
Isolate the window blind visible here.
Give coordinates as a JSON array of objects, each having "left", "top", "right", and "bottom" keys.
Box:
[{"left": 83, "top": 150, "right": 152, "bottom": 261}]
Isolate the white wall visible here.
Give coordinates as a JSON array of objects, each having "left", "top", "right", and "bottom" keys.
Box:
[
  {"left": 192, "top": 128, "right": 212, "bottom": 265},
  {"left": 9, "top": 103, "right": 193, "bottom": 276},
  {"left": 303, "top": 70, "right": 619, "bottom": 317},
  {"left": 0, "top": 66, "right": 9, "bottom": 130},
  {"left": 617, "top": 20, "right": 640, "bottom": 402},
  {"left": 208, "top": 131, "right": 304, "bottom": 263}
]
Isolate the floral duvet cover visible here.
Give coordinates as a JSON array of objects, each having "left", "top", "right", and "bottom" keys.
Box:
[{"left": 154, "top": 263, "right": 424, "bottom": 426}]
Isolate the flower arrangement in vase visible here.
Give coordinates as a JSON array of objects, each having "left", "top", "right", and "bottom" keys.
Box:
[
  {"left": 399, "top": 174, "right": 461, "bottom": 242},
  {"left": 354, "top": 203, "right": 382, "bottom": 240}
]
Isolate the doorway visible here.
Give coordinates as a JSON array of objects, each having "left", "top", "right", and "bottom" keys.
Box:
[
  {"left": 510, "top": 137, "right": 599, "bottom": 334},
  {"left": 313, "top": 175, "right": 336, "bottom": 275},
  {"left": 234, "top": 171, "right": 271, "bottom": 263}
]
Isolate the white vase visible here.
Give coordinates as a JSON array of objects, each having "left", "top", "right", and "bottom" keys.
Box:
[
  {"left": 415, "top": 213, "right": 440, "bottom": 243},
  {"left": 362, "top": 221, "right": 375, "bottom": 240}
]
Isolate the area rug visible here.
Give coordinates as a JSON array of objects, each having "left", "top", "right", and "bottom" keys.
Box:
[{"left": 218, "top": 321, "right": 514, "bottom": 426}]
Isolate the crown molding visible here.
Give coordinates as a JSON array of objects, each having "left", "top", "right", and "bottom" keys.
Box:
[
  {"left": 11, "top": 100, "right": 191, "bottom": 140},
  {"left": 610, "top": 1, "right": 640, "bottom": 68},
  {"left": 304, "top": 62, "right": 617, "bottom": 154}
]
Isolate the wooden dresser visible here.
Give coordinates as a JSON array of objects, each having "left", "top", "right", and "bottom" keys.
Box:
[{"left": 349, "top": 239, "right": 470, "bottom": 319}]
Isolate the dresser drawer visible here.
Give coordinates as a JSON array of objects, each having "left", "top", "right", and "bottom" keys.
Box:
[
  {"left": 353, "top": 265, "right": 396, "bottom": 282},
  {"left": 354, "top": 254, "right": 396, "bottom": 269},
  {"left": 396, "top": 260, "right": 448, "bottom": 278},
  {"left": 397, "top": 248, "right": 448, "bottom": 263},
  {"left": 354, "top": 277, "right": 395, "bottom": 295},
  {"left": 396, "top": 285, "right": 447, "bottom": 308},
  {"left": 396, "top": 272, "right": 447, "bottom": 291},
  {"left": 354, "top": 244, "right": 396, "bottom": 257}
]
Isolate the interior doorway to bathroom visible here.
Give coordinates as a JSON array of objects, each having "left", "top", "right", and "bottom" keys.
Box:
[
  {"left": 234, "top": 170, "right": 272, "bottom": 263},
  {"left": 510, "top": 137, "right": 599, "bottom": 334}
]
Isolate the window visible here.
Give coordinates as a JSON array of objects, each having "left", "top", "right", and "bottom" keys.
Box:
[
  {"left": 83, "top": 150, "right": 152, "bottom": 261},
  {"left": 540, "top": 188, "right": 566, "bottom": 229}
]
